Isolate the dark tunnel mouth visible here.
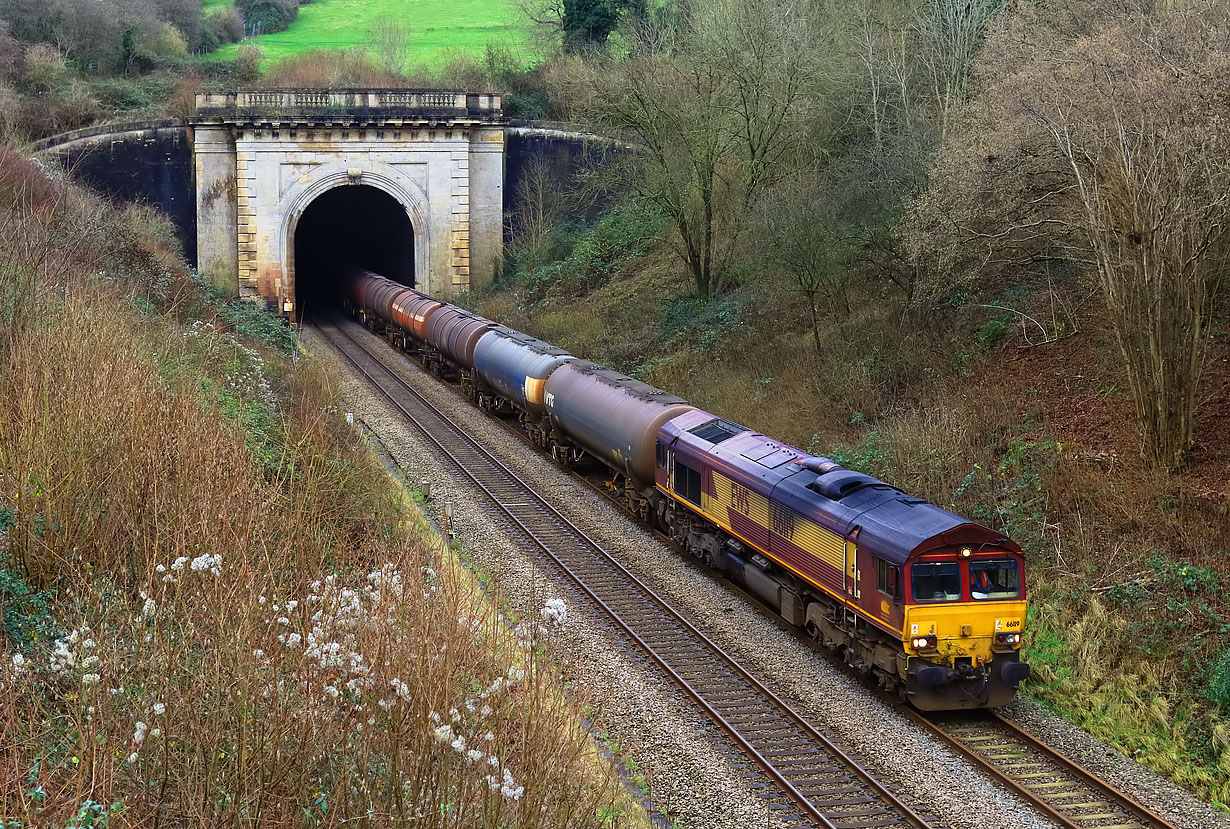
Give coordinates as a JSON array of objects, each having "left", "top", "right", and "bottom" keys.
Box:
[{"left": 293, "top": 184, "right": 415, "bottom": 319}]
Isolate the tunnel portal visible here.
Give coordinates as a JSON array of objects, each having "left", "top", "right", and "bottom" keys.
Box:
[{"left": 293, "top": 184, "right": 415, "bottom": 318}]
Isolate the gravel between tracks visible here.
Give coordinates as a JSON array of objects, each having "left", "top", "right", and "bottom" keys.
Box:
[{"left": 303, "top": 319, "right": 1222, "bottom": 829}]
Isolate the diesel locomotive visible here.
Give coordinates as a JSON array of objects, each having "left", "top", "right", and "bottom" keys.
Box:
[{"left": 345, "top": 269, "right": 1031, "bottom": 710}]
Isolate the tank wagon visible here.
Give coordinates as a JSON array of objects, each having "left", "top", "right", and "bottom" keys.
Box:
[{"left": 344, "top": 269, "right": 1030, "bottom": 710}]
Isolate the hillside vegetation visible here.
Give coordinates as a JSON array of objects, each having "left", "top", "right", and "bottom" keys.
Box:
[
  {"left": 479, "top": 0, "right": 1230, "bottom": 806},
  {"left": 0, "top": 147, "right": 643, "bottom": 826}
]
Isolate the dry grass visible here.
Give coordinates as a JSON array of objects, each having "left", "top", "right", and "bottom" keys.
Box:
[{"left": 0, "top": 147, "right": 644, "bottom": 827}]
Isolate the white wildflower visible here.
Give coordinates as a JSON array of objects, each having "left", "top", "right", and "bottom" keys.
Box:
[
  {"left": 286, "top": 600, "right": 298, "bottom": 612},
  {"left": 252, "top": 649, "right": 265, "bottom": 659},
  {"left": 141, "top": 598, "right": 156, "bottom": 619},
  {"left": 81, "top": 673, "right": 100, "bottom": 686},
  {"left": 500, "top": 768, "right": 523, "bottom": 801},
  {"left": 466, "top": 749, "right": 483, "bottom": 764},
  {"left": 126, "top": 753, "right": 139, "bottom": 765},
  {"left": 133, "top": 722, "right": 148, "bottom": 744},
  {"left": 155, "top": 564, "right": 166, "bottom": 573},
  {"left": 150, "top": 728, "right": 161, "bottom": 738},
  {"left": 82, "top": 639, "right": 95, "bottom": 650},
  {"left": 480, "top": 705, "right": 491, "bottom": 718},
  {"left": 432, "top": 724, "right": 454, "bottom": 744},
  {"left": 276, "top": 617, "right": 289, "bottom": 626},
  {"left": 323, "top": 685, "right": 340, "bottom": 699},
  {"left": 152, "top": 702, "right": 165, "bottom": 716},
  {"left": 484, "top": 732, "right": 494, "bottom": 742},
  {"left": 170, "top": 557, "right": 189, "bottom": 572},
  {"left": 81, "top": 656, "right": 99, "bottom": 669},
  {"left": 189, "top": 553, "right": 222, "bottom": 576},
  {"left": 450, "top": 735, "right": 466, "bottom": 752},
  {"left": 11, "top": 653, "right": 25, "bottom": 672}
]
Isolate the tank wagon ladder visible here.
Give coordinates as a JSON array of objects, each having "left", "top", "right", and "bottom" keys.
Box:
[
  {"left": 907, "top": 710, "right": 1179, "bottom": 829},
  {"left": 315, "top": 318, "right": 938, "bottom": 829}
]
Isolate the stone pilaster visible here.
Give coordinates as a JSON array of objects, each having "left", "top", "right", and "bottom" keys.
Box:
[{"left": 193, "top": 124, "right": 238, "bottom": 295}]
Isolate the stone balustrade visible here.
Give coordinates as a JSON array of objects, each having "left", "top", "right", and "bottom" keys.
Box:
[{"left": 195, "top": 89, "right": 502, "bottom": 122}]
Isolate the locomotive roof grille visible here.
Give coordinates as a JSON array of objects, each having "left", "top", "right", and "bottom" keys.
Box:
[{"left": 689, "top": 418, "right": 746, "bottom": 444}]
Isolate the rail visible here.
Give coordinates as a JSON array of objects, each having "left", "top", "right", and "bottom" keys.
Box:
[
  {"left": 908, "top": 709, "right": 1179, "bottom": 829},
  {"left": 314, "top": 317, "right": 937, "bottom": 829}
]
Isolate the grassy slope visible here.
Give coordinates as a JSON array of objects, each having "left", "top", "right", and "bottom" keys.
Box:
[
  {"left": 480, "top": 205, "right": 1230, "bottom": 806},
  {"left": 204, "top": 0, "right": 531, "bottom": 67},
  {"left": 0, "top": 148, "right": 645, "bottom": 826}
]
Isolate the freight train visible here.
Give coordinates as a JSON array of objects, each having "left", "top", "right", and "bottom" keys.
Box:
[{"left": 344, "top": 269, "right": 1030, "bottom": 710}]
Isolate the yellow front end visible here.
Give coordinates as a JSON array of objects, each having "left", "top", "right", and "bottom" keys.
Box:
[{"left": 904, "top": 600, "right": 1026, "bottom": 665}]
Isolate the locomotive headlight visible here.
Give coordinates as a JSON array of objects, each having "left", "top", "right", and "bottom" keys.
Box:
[
  {"left": 910, "top": 635, "right": 937, "bottom": 650},
  {"left": 995, "top": 632, "right": 1021, "bottom": 646}
]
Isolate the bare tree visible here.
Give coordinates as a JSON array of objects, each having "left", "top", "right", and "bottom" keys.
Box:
[
  {"left": 762, "top": 173, "right": 852, "bottom": 356},
  {"left": 910, "top": 0, "right": 1230, "bottom": 470},
  {"left": 510, "top": 155, "right": 567, "bottom": 270},
  {"left": 369, "top": 16, "right": 413, "bottom": 76},
  {"left": 568, "top": 0, "right": 819, "bottom": 299},
  {"left": 915, "top": 0, "right": 1001, "bottom": 142}
]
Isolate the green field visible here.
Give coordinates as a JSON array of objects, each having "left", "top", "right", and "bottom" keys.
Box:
[{"left": 204, "top": 0, "right": 532, "bottom": 67}]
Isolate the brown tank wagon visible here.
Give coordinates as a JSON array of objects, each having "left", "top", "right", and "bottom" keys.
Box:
[
  {"left": 542, "top": 360, "right": 694, "bottom": 484},
  {"left": 424, "top": 305, "right": 495, "bottom": 370},
  {"left": 392, "top": 291, "right": 442, "bottom": 341}
]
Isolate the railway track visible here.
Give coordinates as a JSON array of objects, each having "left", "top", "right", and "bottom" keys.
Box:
[
  {"left": 910, "top": 711, "right": 1177, "bottom": 829},
  {"left": 313, "top": 317, "right": 936, "bottom": 829},
  {"left": 317, "top": 316, "right": 1188, "bottom": 829}
]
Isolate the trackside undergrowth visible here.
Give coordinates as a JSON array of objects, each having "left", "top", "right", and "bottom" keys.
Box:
[{"left": 0, "top": 145, "right": 646, "bottom": 827}]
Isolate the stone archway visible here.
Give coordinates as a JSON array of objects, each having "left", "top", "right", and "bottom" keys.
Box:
[
  {"left": 278, "top": 163, "right": 432, "bottom": 316},
  {"left": 192, "top": 93, "right": 506, "bottom": 316}
]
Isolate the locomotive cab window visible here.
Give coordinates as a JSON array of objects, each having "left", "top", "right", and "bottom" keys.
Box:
[
  {"left": 969, "top": 558, "right": 1021, "bottom": 600},
  {"left": 911, "top": 561, "right": 961, "bottom": 603},
  {"left": 656, "top": 441, "right": 667, "bottom": 469},
  {"left": 876, "top": 557, "right": 898, "bottom": 598},
  {"left": 675, "top": 460, "right": 703, "bottom": 505}
]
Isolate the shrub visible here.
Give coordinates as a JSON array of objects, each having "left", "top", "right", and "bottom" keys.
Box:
[
  {"left": 18, "top": 44, "right": 69, "bottom": 96},
  {"left": 1209, "top": 647, "right": 1230, "bottom": 709},
  {"left": 235, "top": 44, "right": 263, "bottom": 84},
  {"left": 261, "top": 49, "right": 405, "bottom": 88},
  {"left": 235, "top": 0, "right": 301, "bottom": 36},
  {"left": 200, "top": 8, "right": 244, "bottom": 53},
  {"left": 978, "top": 318, "right": 1008, "bottom": 347}
]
